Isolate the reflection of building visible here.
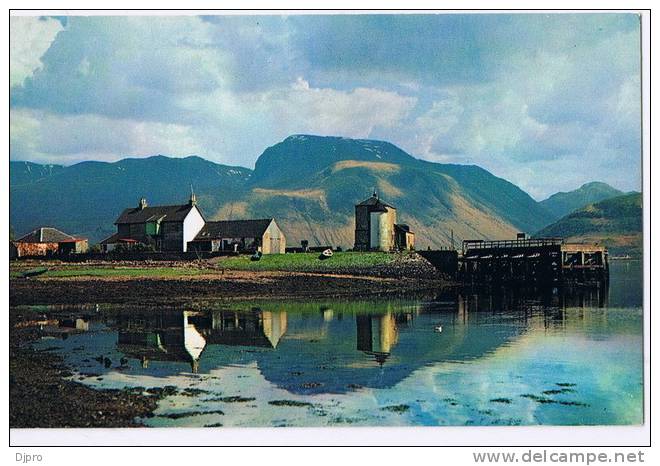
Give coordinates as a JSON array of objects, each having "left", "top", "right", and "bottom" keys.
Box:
[
  {"left": 195, "top": 310, "right": 288, "bottom": 348},
  {"left": 117, "top": 311, "right": 206, "bottom": 373},
  {"left": 354, "top": 192, "right": 414, "bottom": 251},
  {"left": 38, "top": 315, "right": 91, "bottom": 338},
  {"left": 356, "top": 313, "right": 400, "bottom": 366}
]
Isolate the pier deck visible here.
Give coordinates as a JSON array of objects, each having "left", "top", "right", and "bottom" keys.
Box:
[{"left": 460, "top": 238, "right": 608, "bottom": 283}]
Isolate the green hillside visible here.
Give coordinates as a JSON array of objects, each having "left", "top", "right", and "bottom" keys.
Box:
[
  {"left": 540, "top": 181, "right": 624, "bottom": 221},
  {"left": 536, "top": 192, "right": 643, "bottom": 257},
  {"left": 11, "top": 135, "right": 557, "bottom": 248},
  {"left": 10, "top": 156, "right": 251, "bottom": 242}
]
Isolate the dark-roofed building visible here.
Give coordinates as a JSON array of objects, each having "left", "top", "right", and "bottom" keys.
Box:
[
  {"left": 354, "top": 192, "right": 414, "bottom": 251},
  {"left": 103, "top": 194, "right": 205, "bottom": 252},
  {"left": 189, "top": 218, "right": 286, "bottom": 254},
  {"left": 12, "top": 227, "right": 88, "bottom": 257}
]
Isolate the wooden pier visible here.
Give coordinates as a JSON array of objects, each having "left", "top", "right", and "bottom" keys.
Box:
[{"left": 459, "top": 236, "right": 608, "bottom": 283}]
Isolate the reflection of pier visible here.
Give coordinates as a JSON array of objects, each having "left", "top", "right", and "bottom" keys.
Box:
[{"left": 460, "top": 237, "right": 609, "bottom": 283}]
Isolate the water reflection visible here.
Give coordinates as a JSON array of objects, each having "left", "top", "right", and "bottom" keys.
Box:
[
  {"left": 24, "top": 260, "right": 642, "bottom": 426},
  {"left": 117, "top": 311, "right": 206, "bottom": 372},
  {"left": 30, "top": 280, "right": 626, "bottom": 394}
]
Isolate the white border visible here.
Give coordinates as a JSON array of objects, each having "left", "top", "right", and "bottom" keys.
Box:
[{"left": 3, "top": 4, "right": 653, "bottom": 454}]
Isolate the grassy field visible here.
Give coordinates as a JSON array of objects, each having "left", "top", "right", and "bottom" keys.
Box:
[
  {"left": 210, "top": 251, "right": 397, "bottom": 272},
  {"left": 9, "top": 252, "right": 401, "bottom": 279}
]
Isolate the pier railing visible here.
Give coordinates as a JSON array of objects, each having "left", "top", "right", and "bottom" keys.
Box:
[{"left": 462, "top": 238, "right": 563, "bottom": 254}]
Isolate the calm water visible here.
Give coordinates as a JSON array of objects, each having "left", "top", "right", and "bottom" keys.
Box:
[{"left": 28, "top": 261, "right": 643, "bottom": 427}]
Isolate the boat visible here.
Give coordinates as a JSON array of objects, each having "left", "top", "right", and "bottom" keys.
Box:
[{"left": 21, "top": 267, "right": 48, "bottom": 278}]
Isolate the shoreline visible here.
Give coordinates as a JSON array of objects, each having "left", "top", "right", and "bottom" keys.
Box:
[
  {"left": 10, "top": 269, "right": 448, "bottom": 307},
  {"left": 10, "top": 310, "right": 164, "bottom": 428}
]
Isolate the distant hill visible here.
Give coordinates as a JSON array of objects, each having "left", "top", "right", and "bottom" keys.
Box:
[
  {"left": 540, "top": 181, "right": 624, "bottom": 221},
  {"left": 10, "top": 156, "right": 251, "bottom": 243},
  {"left": 10, "top": 161, "right": 65, "bottom": 187},
  {"left": 536, "top": 192, "right": 643, "bottom": 257},
  {"left": 11, "top": 135, "right": 556, "bottom": 248}
]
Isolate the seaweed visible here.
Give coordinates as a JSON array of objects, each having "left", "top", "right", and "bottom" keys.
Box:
[
  {"left": 520, "top": 394, "right": 555, "bottom": 404},
  {"left": 542, "top": 388, "right": 576, "bottom": 395},
  {"left": 268, "top": 399, "right": 314, "bottom": 408},
  {"left": 158, "top": 409, "right": 225, "bottom": 420},
  {"left": 381, "top": 404, "right": 410, "bottom": 413},
  {"left": 216, "top": 396, "right": 256, "bottom": 403},
  {"left": 490, "top": 398, "right": 512, "bottom": 404}
]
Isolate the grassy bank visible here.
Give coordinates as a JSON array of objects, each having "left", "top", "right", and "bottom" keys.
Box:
[{"left": 209, "top": 251, "right": 397, "bottom": 272}]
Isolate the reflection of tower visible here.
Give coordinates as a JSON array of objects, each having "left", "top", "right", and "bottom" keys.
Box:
[
  {"left": 261, "top": 311, "right": 288, "bottom": 348},
  {"left": 356, "top": 313, "right": 399, "bottom": 366},
  {"left": 322, "top": 308, "right": 334, "bottom": 322}
]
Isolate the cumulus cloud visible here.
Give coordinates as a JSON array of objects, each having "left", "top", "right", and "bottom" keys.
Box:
[
  {"left": 9, "top": 13, "right": 642, "bottom": 198},
  {"left": 10, "top": 16, "right": 64, "bottom": 87}
]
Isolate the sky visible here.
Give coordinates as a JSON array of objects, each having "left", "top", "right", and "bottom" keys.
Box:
[{"left": 9, "top": 13, "right": 641, "bottom": 199}]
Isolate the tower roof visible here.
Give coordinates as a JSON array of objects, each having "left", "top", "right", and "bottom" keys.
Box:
[{"left": 356, "top": 193, "right": 395, "bottom": 209}]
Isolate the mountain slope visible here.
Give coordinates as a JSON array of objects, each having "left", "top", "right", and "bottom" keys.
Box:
[
  {"left": 11, "top": 135, "right": 556, "bottom": 248},
  {"left": 536, "top": 192, "right": 642, "bottom": 256},
  {"left": 10, "top": 156, "right": 251, "bottom": 242},
  {"left": 540, "top": 181, "right": 624, "bottom": 221},
  {"left": 216, "top": 135, "right": 551, "bottom": 248}
]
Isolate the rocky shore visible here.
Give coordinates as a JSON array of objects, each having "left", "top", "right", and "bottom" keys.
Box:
[
  {"left": 10, "top": 311, "right": 162, "bottom": 428},
  {"left": 10, "top": 263, "right": 447, "bottom": 307}
]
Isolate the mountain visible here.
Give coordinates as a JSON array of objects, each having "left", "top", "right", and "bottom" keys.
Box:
[
  {"left": 11, "top": 135, "right": 555, "bottom": 248},
  {"left": 226, "top": 135, "right": 552, "bottom": 248},
  {"left": 536, "top": 192, "right": 643, "bottom": 257},
  {"left": 10, "top": 156, "right": 251, "bottom": 243},
  {"left": 11, "top": 161, "right": 65, "bottom": 187},
  {"left": 540, "top": 181, "right": 624, "bottom": 221}
]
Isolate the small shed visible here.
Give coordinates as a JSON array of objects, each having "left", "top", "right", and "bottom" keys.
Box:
[
  {"left": 189, "top": 219, "right": 286, "bottom": 254},
  {"left": 394, "top": 224, "right": 415, "bottom": 251},
  {"left": 12, "top": 227, "right": 88, "bottom": 258}
]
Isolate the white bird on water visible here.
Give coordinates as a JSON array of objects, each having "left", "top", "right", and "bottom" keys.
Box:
[{"left": 434, "top": 325, "right": 443, "bottom": 333}]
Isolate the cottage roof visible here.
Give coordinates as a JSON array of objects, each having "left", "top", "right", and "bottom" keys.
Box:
[
  {"left": 193, "top": 219, "right": 273, "bottom": 240},
  {"left": 114, "top": 204, "right": 199, "bottom": 225},
  {"left": 356, "top": 194, "right": 395, "bottom": 209},
  {"left": 15, "top": 227, "right": 83, "bottom": 243},
  {"left": 99, "top": 232, "right": 138, "bottom": 245}
]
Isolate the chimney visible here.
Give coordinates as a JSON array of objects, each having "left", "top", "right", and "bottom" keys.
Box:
[
  {"left": 189, "top": 184, "right": 197, "bottom": 206},
  {"left": 139, "top": 197, "right": 148, "bottom": 210}
]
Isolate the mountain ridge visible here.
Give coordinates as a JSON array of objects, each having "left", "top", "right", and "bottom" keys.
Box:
[
  {"left": 536, "top": 192, "right": 642, "bottom": 256},
  {"left": 10, "top": 135, "right": 620, "bottom": 249},
  {"left": 540, "top": 181, "right": 625, "bottom": 221}
]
